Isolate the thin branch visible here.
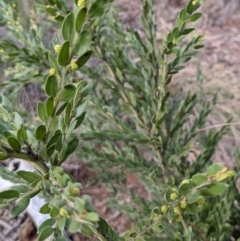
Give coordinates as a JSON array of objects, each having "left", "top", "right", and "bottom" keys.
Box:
[{"left": 196, "top": 121, "right": 240, "bottom": 133}]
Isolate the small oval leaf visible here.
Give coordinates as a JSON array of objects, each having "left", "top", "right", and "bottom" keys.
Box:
[
  {"left": 16, "top": 170, "right": 42, "bottom": 183},
  {"left": 59, "top": 85, "right": 76, "bottom": 102},
  {"left": 37, "top": 102, "right": 48, "bottom": 123},
  {"left": 11, "top": 195, "right": 30, "bottom": 218},
  {"left": 38, "top": 226, "right": 54, "bottom": 241},
  {"left": 73, "top": 30, "right": 91, "bottom": 57},
  {"left": 17, "top": 128, "right": 28, "bottom": 143},
  {"left": 76, "top": 50, "right": 92, "bottom": 69},
  {"left": 75, "top": 8, "right": 87, "bottom": 32},
  {"left": 58, "top": 41, "right": 70, "bottom": 66},
  {"left": 62, "top": 12, "right": 75, "bottom": 42},
  {"left": 36, "top": 125, "right": 47, "bottom": 141},
  {"left": 8, "top": 136, "right": 21, "bottom": 152},
  {"left": 0, "top": 190, "right": 20, "bottom": 199},
  {"left": 46, "top": 97, "right": 55, "bottom": 116},
  {"left": 65, "top": 139, "right": 79, "bottom": 156},
  {"left": 45, "top": 75, "right": 58, "bottom": 97}
]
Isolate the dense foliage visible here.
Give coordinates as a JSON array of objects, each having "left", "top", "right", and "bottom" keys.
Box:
[{"left": 0, "top": 0, "right": 239, "bottom": 240}]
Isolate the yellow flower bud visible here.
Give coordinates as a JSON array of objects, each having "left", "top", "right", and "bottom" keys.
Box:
[
  {"left": 49, "top": 68, "right": 56, "bottom": 75},
  {"left": 175, "top": 214, "right": 182, "bottom": 222},
  {"left": 197, "top": 197, "right": 205, "bottom": 205},
  {"left": 54, "top": 44, "right": 61, "bottom": 53},
  {"left": 170, "top": 193, "right": 178, "bottom": 201},
  {"left": 70, "top": 187, "right": 81, "bottom": 197},
  {"left": 59, "top": 208, "right": 68, "bottom": 217},
  {"left": 69, "top": 59, "right": 79, "bottom": 72},
  {"left": 192, "top": 0, "right": 198, "bottom": 5},
  {"left": 173, "top": 206, "right": 180, "bottom": 213},
  {"left": 77, "top": 0, "right": 86, "bottom": 8},
  {"left": 161, "top": 205, "right": 168, "bottom": 214},
  {"left": 180, "top": 179, "right": 190, "bottom": 185},
  {"left": 180, "top": 200, "right": 187, "bottom": 209}
]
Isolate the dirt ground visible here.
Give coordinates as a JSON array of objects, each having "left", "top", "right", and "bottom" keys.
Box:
[{"left": 1, "top": 0, "right": 240, "bottom": 240}]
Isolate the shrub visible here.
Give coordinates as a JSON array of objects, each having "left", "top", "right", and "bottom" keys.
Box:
[{"left": 0, "top": 0, "right": 238, "bottom": 240}]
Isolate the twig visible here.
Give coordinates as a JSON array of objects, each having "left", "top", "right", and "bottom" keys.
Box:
[{"left": 196, "top": 121, "right": 240, "bottom": 133}]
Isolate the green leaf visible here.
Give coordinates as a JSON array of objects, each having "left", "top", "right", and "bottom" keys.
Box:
[
  {"left": 8, "top": 136, "right": 21, "bottom": 152},
  {"left": 59, "top": 85, "right": 76, "bottom": 102},
  {"left": 0, "top": 190, "right": 20, "bottom": 199},
  {"left": 65, "top": 139, "right": 79, "bottom": 156},
  {"left": 17, "top": 128, "right": 28, "bottom": 143},
  {"left": 13, "top": 112, "right": 23, "bottom": 128},
  {"left": 10, "top": 185, "right": 29, "bottom": 193},
  {"left": 36, "top": 125, "right": 47, "bottom": 141},
  {"left": 37, "top": 102, "right": 48, "bottom": 123},
  {"left": 187, "top": 0, "right": 200, "bottom": 14},
  {"left": 17, "top": 171, "right": 42, "bottom": 183},
  {"left": 58, "top": 217, "right": 66, "bottom": 230},
  {"left": 4, "top": 130, "right": 15, "bottom": 139},
  {"left": 50, "top": 205, "right": 59, "bottom": 218},
  {"left": 55, "top": 235, "right": 67, "bottom": 241},
  {"left": 58, "top": 41, "right": 70, "bottom": 66},
  {"left": 0, "top": 93, "right": 12, "bottom": 112},
  {"left": 0, "top": 117, "right": 12, "bottom": 135},
  {"left": 39, "top": 203, "right": 51, "bottom": 214},
  {"left": 81, "top": 83, "right": 93, "bottom": 98},
  {"left": 64, "top": 101, "right": 73, "bottom": 125},
  {"left": 191, "top": 174, "right": 207, "bottom": 187},
  {"left": 50, "top": 116, "right": 59, "bottom": 133},
  {"left": 38, "top": 227, "right": 54, "bottom": 241},
  {"left": 62, "top": 12, "right": 75, "bottom": 42},
  {"left": 180, "top": 28, "right": 195, "bottom": 36},
  {"left": 74, "top": 112, "right": 86, "bottom": 129},
  {"left": 207, "top": 163, "right": 223, "bottom": 176},
  {"left": 189, "top": 12, "right": 202, "bottom": 22},
  {"left": 47, "top": 130, "right": 62, "bottom": 148},
  {"left": 0, "top": 105, "right": 11, "bottom": 120},
  {"left": 56, "top": 102, "right": 68, "bottom": 116},
  {"left": 38, "top": 218, "right": 56, "bottom": 234},
  {"left": 179, "top": 9, "right": 187, "bottom": 21},
  {"left": 46, "top": 97, "right": 55, "bottom": 116},
  {"left": 88, "top": 0, "right": 110, "bottom": 19},
  {"left": 75, "top": 8, "right": 87, "bottom": 32},
  {"left": 45, "top": 75, "right": 58, "bottom": 97},
  {"left": 187, "top": 191, "right": 202, "bottom": 204},
  {"left": 0, "top": 151, "right": 10, "bottom": 161},
  {"left": 11, "top": 195, "right": 30, "bottom": 218},
  {"left": 48, "top": 52, "right": 60, "bottom": 72},
  {"left": 73, "top": 30, "right": 91, "bottom": 57},
  {"left": 27, "top": 130, "right": 38, "bottom": 149},
  {"left": 68, "top": 220, "right": 82, "bottom": 233},
  {"left": 184, "top": 203, "right": 199, "bottom": 214},
  {"left": 76, "top": 50, "right": 92, "bottom": 69},
  {"left": 206, "top": 183, "right": 229, "bottom": 196},
  {"left": 84, "top": 212, "right": 99, "bottom": 222},
  {"left": 178, "top": 181, "right": 192, "bottom": 195}
]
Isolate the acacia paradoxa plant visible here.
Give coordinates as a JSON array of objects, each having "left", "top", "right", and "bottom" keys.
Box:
[{"left": 0, "top": 0, "right": 235, "bottom": 240}]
